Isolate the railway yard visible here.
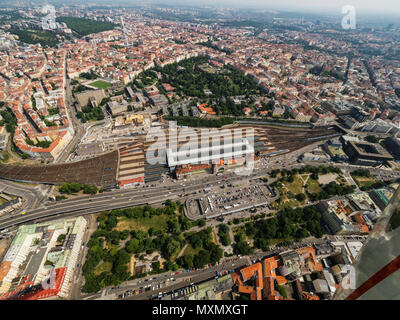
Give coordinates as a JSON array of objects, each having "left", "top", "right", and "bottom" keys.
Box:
[
  {"left": 0, "top": 150, "right": 119, "bottom": 187},
  {"left": 0, "top": 124, "right": 343, "bottom": 188}
]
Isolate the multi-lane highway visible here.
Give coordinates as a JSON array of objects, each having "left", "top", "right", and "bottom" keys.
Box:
[
  {"left": 0, "top": 168, "right": 267, "bottom": 229},
  {"left": 0, "top": 186, "right": 175, "bottom": 230},
  {"left": 1, "top": 159, "right": 399, "bottom": 230},
  {"left": 0, "top": 161, "right": 294, "bottom": 230}
]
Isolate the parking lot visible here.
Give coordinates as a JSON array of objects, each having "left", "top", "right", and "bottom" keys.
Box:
[
  {"left": 186, "top": 179, "right": 273, "bottom": 220},
  {"left": 212, "top": 184, "right": 268, "bottom": 211}
]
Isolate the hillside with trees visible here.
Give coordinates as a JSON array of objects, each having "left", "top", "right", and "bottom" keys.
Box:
[
  {"left": 155, "top": 56, "right": 261, "bottom": 101},
  {"left": 9, "top": 28, "right": 61, "bottom": 47},
  {"left": 56, "top": 16, "right": 116, "bottom": 37}
]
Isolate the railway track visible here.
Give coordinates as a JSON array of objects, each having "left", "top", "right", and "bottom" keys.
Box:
[{"left": 0, "top": 124, "right": 342, "bottom": 187}]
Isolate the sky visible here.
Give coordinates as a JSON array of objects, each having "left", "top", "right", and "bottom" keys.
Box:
[
  {"left": 2, "top": 0, "right": 399, "bottom": 17},
  {"left": 161, "top": 0, "right": 400, "bottom": 15}
]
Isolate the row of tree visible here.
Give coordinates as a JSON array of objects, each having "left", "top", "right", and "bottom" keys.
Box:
[
  {"left": 59, "top": 182, "right": 99, "bottom": 195},
  {"left": 270, "top": 165, "right": 342, "bottom": 179},
  {"left": 76, "top": 106, "right": 105, "bottom": 123},
  {"left": 165, "top": 116, "right": 235, "bottom": 128},
  {"left": 197, "top": 40, "right": 233, "bottom": 55},
  {"left": 26, "top": 138, "right": 52, "bottom": 149},
  {"left": 80, "top": 71, "right": 98, "bottom": 80},
  {"left": 308, "top": 182, "right": 356, "bottom": 202},
  {"left": 176, "top": 228, "right": 223, "bottom": 269},
  {"left": 218, "top": 224, "right": 232, "bottom": 246},
  {"left": 0, "top": 107, "right": 18, "bottom": 135},
  {"left": 233, "top": 205, "right": 324, "bottom": 255}
]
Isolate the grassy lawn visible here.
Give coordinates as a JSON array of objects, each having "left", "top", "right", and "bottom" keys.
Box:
[
  {"left": 306, "top": 178, "right": 322, "bottom": 194},
  {"left": 232, "top": 227, "right": 287, "bottom": 246},
  {"left": 281, "top": 176, "right": 304, "bottom": 195},
  {"left": 211, "top": 230, "right": 219, "bottom": 245},
  {"left": 114, "top": 215, "right": 170, "bottom": 233},
  {"left": 0, "top": 151, "right": 10, "bottom": 163},
  {"left": 89, "top": 80, "right": 112, "bottom": 89},
  {"left": 269, "top": 238, "right": 286, "bottom": 245},
  {"left": 270, "top": 197, "right": 303, "bottom": 211},
  {"left": 105, "top": 242, "right": 120, "bottom": 251},
  {"left": 273, "top": 174, "right": 306, "bottom": 210},
  {"left": 300, "top": 174, "right": 309, "bottom": 181},
  {"left": 94, "top": 261, "right": 112, "bottom": 276},
  {"left": 183, "top": 244, "right": 202, "bottom": 256},
  {"left": 233, "top": 226, "right": 251, "bottom": 241},
  {"left": 352, "top": 175, "right": 378, "bottom": 188},
  {"left": 279, "top": 199, "right": 302, "bottom": 210}
]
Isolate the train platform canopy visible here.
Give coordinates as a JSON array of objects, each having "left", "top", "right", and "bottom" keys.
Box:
[{"left": 166, "top": 140, "right": 254, "bottom": 167}]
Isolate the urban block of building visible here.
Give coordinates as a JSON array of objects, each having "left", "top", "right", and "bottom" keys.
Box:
[{"left": 0, "top": 216, "right": 87, "bottom": 300}]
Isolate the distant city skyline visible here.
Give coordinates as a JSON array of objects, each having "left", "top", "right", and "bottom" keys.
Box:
[
  {"left": 149, "top": 0, "right": 400, "bottom": 16},
  {"left": 1, "top": 0, "right": 400, "bottom": 17}
]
